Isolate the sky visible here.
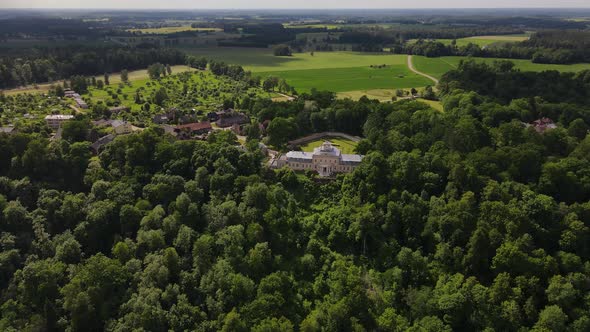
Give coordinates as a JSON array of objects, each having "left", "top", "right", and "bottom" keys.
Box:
[{"left": 2, "top": 0, "right": 590, "bottom": 9}]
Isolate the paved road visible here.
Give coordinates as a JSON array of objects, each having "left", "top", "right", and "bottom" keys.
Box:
[{"left": 407, "top": 55, "right": 439, "bottom": 85}]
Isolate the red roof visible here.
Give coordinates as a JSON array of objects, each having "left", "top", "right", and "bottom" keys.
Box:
[{"left": 175, "top": 121, "right": 212, "bottom": 132}]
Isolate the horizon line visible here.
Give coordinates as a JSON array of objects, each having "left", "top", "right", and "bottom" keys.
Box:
[{"left": 2, "top": 7, "right": 590, "bottom": 10}]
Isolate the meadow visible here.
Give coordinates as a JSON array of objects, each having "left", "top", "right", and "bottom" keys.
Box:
[
  {"left": 412, "top": 56, "right": 590, "bottom": 79},
  {"left": 127, "top": 26, "right": 222, "bottom": 34},
  {"left": 257, "top": 66, "right": 431, "bottom": 92},
  {"left": 183, "top": 48, "right": 431, "bottom": 95},
  {"left": 407, "top": 34, "right": 529, "bottom": 48},
  {"left": 300, "top": 137, "right": 359, "bottom": 154}
]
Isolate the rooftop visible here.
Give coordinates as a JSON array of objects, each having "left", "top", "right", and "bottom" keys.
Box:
[
  {"left": 175, "top": 121, "right": 212, "bottom": 132},
  {"left": 45, "top": 115, "right": 74, "bottom": 120},
  {"left": 313, "top": 141, "right": 341, "bottom": 157},
  {"left": 0, "top": 126, "right": 15, "bottom": 134},
  {"left": 286, "top": 151, "right": 313, "bottom": 160}
]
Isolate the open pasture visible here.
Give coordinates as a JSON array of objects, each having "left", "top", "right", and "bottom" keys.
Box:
[
  {"left": 258, "top": 66, "right": 431, "bottom": 93},
  {"left": 127, "top": 26, "right": 222, "bottom": 34},
  {"left": 183, "top": 49, "right": 432, "bottom": 93},
  {"left": 407, "top": 34, "right": 529, "bottom": 48},
  {"left": 412, "top": 56, "right": 590, "bottom": 79},
  {"left": 183, "top": 48, "right": 409, "bottom": 72}
]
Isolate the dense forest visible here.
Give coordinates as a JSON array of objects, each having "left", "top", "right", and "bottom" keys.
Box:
[{"left": 1, "top": 59, "right": 590, "bottom": 331}]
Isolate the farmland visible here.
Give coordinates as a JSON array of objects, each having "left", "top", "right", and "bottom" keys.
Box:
[
  {"left": 412, "top": 55, "right": 590, "bottom": 79},
  {"left": 407, "top": 34, "right": 530, "bottom": 48},
  {"left": 257, "top": 66, "right": 431, "bottom": 93},
  {"left": 127, "top": 26, "right": 222, "bottom": 34},
  {"left": 184, "top": 48, "right": 432, "bottom": 95}
]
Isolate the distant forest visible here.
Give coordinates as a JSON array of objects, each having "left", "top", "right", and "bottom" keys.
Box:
[{"left": 0, "top": 46, "right": 186, "bottom": 89}]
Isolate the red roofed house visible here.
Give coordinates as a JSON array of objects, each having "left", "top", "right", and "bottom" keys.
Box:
[
  {"left": 530, "top": 117, "right": 557, "bottom": 133},
  {"left": 174, "top": 121, "right": 212, "bottom": 139}
]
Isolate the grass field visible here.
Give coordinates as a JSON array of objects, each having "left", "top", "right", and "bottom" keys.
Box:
[
  {"left": 258, "top": 66, "right": 431, "bottom": 92},
  {"left": 300, "top": 138, "right": 358, "bottom": 154},
  {"left": 2, "top": 65, "right": 195, "bottom": 96},
  {"left": 418, "top": 99, "right": 444, "bottom": 112},
  {"left": 407, "top": 34, "right": 529, "bottom": 48},
  {"left": 337, "top": 89, "right": 398, "bottom": 101},
  {"left": 412, "top": 56, "right": 590, "bottom": 79},
  {"left": 183, "top": 48, "right": 431, "bottom": 93},
  {"left": 127, "top": 26, "right": 222, "bottom": 34},
  {"left": 183, "top": 48, "right": 409, "bottom": 71}
]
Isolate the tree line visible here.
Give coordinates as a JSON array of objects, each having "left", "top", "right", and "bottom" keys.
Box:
[{"left": 0, "top": 45, "right": 186, "bottom": 89}]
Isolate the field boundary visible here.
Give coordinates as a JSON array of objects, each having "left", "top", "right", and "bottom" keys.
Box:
[{"left": 288, "top": 132, "right": 361, "bottom": 148}]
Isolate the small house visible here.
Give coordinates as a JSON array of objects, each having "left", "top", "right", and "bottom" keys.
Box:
[
  {"left": 153, "top": 114, "right": 171, "bottom": 124},
  {"left": 217, "top": 110, "right": 249, "bottom": 128},
  {"left": 90, "top": 134, "right": 116, "bottom": 154},
  {"left": 109, "top": 106, "right": 130, "bottom": 114},
  {"left": 528, "top": 117, "right": 558, "bottom": 133},
  {"left": 0, "top": 126, "right": 16, "bottom": 135},
  {"left": 174, "top": 122, "right": 212, "bottom": 139}
]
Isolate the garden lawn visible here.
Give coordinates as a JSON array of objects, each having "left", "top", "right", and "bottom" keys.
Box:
[{"left": 300, "top": 138, "right": 359, "bottom": 154}]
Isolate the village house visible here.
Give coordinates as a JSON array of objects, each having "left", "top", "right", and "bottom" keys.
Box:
[
  {"left": 207, "top": 110, "right": 226, "bottom": 122},
  {"left": 174, "top": 121, "right": 212, "bottom": 139},
  {"left": 528, "top": 117, "right": 558, "bottom": 133},
  {"left": 231, "top": 123, "right": 248, "bottom": 136},
  {"left": 161, "top": 124, "right": 177, "bottom": 137},
  {"left": 0, "top": 126, "right": 16, "bottom": 135},
  {"left": 92, "top": 119, "right": 134, "bottom": 135},
  {"left": 153, "top": 113, "right": 171, "bottom": 124},
  {"left": 90, "top": 134, "right": 116, "bottom": 154},
  {"left": 45, "top": 114, "right": 74, "bottom": 129},
  {"left": 272, "top": 141, "right": 363, "bottom": 177},
  {"left": 108, "top": 106, "right": 130, "bottom": 114},
  {"left": 217, "top": 110, "right": 249, "bottom": 128}
]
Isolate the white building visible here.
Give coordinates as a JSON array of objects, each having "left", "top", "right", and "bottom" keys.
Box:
[
  {"left": 45, "top": 115, "right": 74, "bottom": 129},
  {"left": 273, "top": 141, "right": 363, "bottom": 177}
]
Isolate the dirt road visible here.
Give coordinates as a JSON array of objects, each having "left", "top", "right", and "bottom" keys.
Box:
[{"left": 407, "top": 55, "right": 439, "bottom": 85}]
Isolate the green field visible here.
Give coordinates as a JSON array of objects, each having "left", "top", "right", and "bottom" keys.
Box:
[
  {"left": 412, "top": 56, "right": 590, "bottom": 79},
  {"left": 127, "top": 26, "right": 222, "bottom": 34},
  {"left": 300, "top": 137, "right": 358, "bottom": 154},
  {"left": 408, "top": 34, "right": 529, "bottom": 48},
  {"left": 183, "top": 48, "right": 430, "bottom": 93},
  {"left": 183, "top": 48, "right": 408, "bottom": 71},
  {"left": 258, "top": 66, "right": 431, "bottom": 92}
]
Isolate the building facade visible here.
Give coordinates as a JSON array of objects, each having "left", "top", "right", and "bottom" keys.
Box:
[
  {"left": 273, "top": 141, "right": 363, "bottom": 177},
  {"left": 45, "top": 115, "right": 74, "bottom": 129}
]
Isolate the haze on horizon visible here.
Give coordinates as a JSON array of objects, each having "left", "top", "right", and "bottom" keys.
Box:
[{"left": 2, "top": 0, "right": 590, "bottom": 10}]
